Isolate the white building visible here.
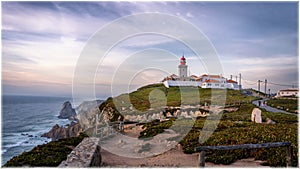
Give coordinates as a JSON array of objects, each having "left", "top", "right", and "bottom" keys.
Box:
[
  {"left": 162, "top": 55, "right": 241, "bottom": 90},
  {"left": 201, "top": 77, "right": 239, "bottom": 90},
  {"left": 275, "top": 88, "right": 298, "bottom": 97}
]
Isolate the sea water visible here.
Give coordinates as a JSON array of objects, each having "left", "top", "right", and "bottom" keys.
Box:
[{"left": 1, "top": 95, "right": 72, "bottom": 165}]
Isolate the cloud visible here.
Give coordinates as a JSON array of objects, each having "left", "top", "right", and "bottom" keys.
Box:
[
  {"left": 2, "top": 2, "right": 111, "bottom": 40},
  {"left": 2, "top": 1, "right": 298, "bottom": 97},
  {"left": 186, "top": 12, "right": 194, "bottom": 18}
]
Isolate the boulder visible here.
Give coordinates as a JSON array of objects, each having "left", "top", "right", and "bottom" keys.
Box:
[
  {"left": 251, "top": 108, "right": 262, "bottom": 123},
  {"left": 58, "top": 101, "right": 76, "bottom": 119},
  {"left": 41, "top": 122, "right": 82, "bottom": 141},
  {"left": 266, "top": 118, "right": 276, "bottom": 124}
]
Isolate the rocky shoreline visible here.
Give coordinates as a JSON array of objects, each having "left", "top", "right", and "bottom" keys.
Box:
[
  {"left": 41, "top": 121, "right": 82, "bottom": 141},
  {"left": 42, "top": 100, "right": 104, "bottom": 141}
]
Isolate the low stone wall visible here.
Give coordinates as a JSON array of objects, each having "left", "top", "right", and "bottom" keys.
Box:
[
  {"left": 124, "top": 107, "right": 210, "bottom": 122},
  {"left": 58, "top": 137, "right": 101, "bottom": 167}
]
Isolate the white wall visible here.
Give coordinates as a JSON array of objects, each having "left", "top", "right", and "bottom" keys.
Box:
[
  {"left": 276, "top": 90, "right": 298, "bottom": 97},
  {"left": 163, "top": 80, "right": 202, "bottom": 88}
]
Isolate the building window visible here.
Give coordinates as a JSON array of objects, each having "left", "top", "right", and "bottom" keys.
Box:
[{"left": 215, "top": 84, "right": 219, "bottom": 86}]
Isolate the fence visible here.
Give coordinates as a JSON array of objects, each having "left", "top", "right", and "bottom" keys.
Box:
[{"left": 195, "top": 142, "right": 292, "bottom": 167}]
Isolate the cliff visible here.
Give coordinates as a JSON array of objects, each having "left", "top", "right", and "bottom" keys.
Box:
[
  {"left": 76, "top": 99, "right": 123, "bottom": 132},
  {"left": 41, "top": 121, "right": 82, "bottom": 141}
]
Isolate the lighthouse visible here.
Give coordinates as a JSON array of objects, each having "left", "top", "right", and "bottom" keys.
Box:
[{"left": 178, "top": 55, "right": 188, "bottom": 81}]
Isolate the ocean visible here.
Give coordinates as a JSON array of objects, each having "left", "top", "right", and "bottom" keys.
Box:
[{"left": 1, "top": 95, "right": 73, "bottom": 165}]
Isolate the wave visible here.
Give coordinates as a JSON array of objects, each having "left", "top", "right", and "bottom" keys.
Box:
[
  {"left": 1, "top": 149, "right": 7, "bottom": 155},
  {"left": 2, "top": 140, "right": 24, "bottom": 149},
  {"left": 2, "top": 95, "right": 73, "bottom": 165}
]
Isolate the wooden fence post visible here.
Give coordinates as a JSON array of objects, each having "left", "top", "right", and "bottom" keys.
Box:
[
  {"left": 198, "top": 151, "right": 206, "bottom": 167},
  {"left": 286, "top": 145, "right": 292, "bottom": 167}
]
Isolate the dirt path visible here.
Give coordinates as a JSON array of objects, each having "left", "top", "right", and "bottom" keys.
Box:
[
  {"left": 100, "top": 124, "right": 268, "bottom": 167},
  {"left": 101, "top": 146, "right": 268, "bottom": 167}
]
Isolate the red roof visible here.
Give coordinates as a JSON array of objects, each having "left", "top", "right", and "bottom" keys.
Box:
[
  {"left": 203, "top": 79, "right": 220, "bottom": 83},
  {"left": 227, "top": 79, "right": 237, "bottom": 83},
  {"left": 209, "top": 75, "right": 222, "bottom": 78},
  {"left": 279, "top": 89, "right": 298, "bottom": 92},
  {"left": 200, "top": 74, "right": 222, "bottom": 78},
  {"left": 181, "top": 56, "right": 186, "bottom": 60}
]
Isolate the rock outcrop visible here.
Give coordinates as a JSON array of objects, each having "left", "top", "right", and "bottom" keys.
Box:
[
  {"left": 266, "top": 118, "right": 276, "bottom": 124},
  {"left": 76, "top": 100, "right": 103, "bottom": 130},
  {"left": 58, "top": 101, "right": 76, "bottom": 119},
  {"left": 41, "top": 121, "right": 82, "bottom": 141},
  {"left": 76, "top": 99, "right": 123, "bottom": 131},
  {"left": 251, "top": 108, "right": 262, "bottom": 123}
]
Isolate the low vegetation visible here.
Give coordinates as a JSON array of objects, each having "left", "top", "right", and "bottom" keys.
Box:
[
  {"left": 138, "top": 118, "right": 175, "bottom": 139},
  {"left": 3, "top": 133, "right": 88, "bottom": 167},
  {"left": 139, "top": 103, "right": 298, "bottom": 167},
  {"left": 267, "top": 98, "right": 298, "bottom": 114},
  {"left": 100, "top": 83, "right": 297, "bottom": 167},
  {"left": 106, "top": 83, "right": 257, "bottom": 115}
]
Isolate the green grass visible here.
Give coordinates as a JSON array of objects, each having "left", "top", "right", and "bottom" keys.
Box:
[
  {"left": 138, "top": 103, "right": 298, "bottom": 167},
  {"left": 3, "top": 133, "right": 88, "bottom": 167},
  {"left": 102, "top": 83, "right": 257, "bottom": 117},
  {"left": 98, "top": 83, "right": 298, "bottom": 166},
  {"left": 138, "top": 118, "right": 175, "bottom": 139},
  {"left": 267, "top": 98, "right": 298, "bottom": 114}
]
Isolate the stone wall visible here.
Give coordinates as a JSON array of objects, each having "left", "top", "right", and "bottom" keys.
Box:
[
  {"left": 124, "top": 107, "right": 210, "bottom": 122},
  {"left": 58, "top": 137, "right": 101, "bottom": 167}
]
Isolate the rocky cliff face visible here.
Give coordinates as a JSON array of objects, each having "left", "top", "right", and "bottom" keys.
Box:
[
  {"left": 76, "top": 99, "right": 123, "bottom": 131},
  {"left": 41, "top": 121, "right": 82, "bottom": 141},
  {"left": 58, "top": 101, "right": 76, "bottom": 119},
  {"left": 99, "top": 98, "right": 124, "bottom": 122},
  {"left": 76, "top": 100, "right": 102, "bottom": 130}
]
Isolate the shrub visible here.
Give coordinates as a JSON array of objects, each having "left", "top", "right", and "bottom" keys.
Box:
[{"left": 3, "top": 133, "right": 88, "bottom": 167}]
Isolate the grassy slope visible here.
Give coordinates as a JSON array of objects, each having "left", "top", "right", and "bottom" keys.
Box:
[
  {"left": 140, "top": 103, "right": 298, "bottom": 167},
  {"left": 121, "top": 84, "right": 298, "bottom": 167},
  {"left": 107, "top": 83, "right": 257, "bottom": 115},
  {"left": 3, "top": 133, "right": 88, "bottom": 167},
  {"left": 181, "top": 103, "right": 297, "bottom": 166},
  {"left": 267, "top": 98, "right": 298, "bottom": 113}
]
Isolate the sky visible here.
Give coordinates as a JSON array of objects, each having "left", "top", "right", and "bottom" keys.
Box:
[{"left": 2, "top": 1, "right": 298, "bottom": 99}]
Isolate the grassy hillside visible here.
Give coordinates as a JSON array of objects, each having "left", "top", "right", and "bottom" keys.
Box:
[
  {"left": 103, "top": 83, "right": 257, "bottom": 116},
  {"left": 267, "top": 98, "right": 298, "bottom": 114},
  {"left": 139, "top": 103, "right": 298, "bottom": 167},
  {"left": 98, "top": 83, "right": 297, "bottom": 166}
]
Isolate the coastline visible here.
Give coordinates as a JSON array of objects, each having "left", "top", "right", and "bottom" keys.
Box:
[{"left": 1, "top": 95, "right": 72, "bottom": 165}]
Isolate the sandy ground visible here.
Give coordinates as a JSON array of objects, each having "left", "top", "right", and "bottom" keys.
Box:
[
  {"left": 100, "top": 124, "right": 268, "bottom": 167},
  {"left": 101, "top": 148, "right": 268, "bottom": 167}
]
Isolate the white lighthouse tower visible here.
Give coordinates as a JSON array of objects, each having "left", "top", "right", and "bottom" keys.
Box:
[{"left": 178, "top": 55, "right": 188, "bottom": 81}]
